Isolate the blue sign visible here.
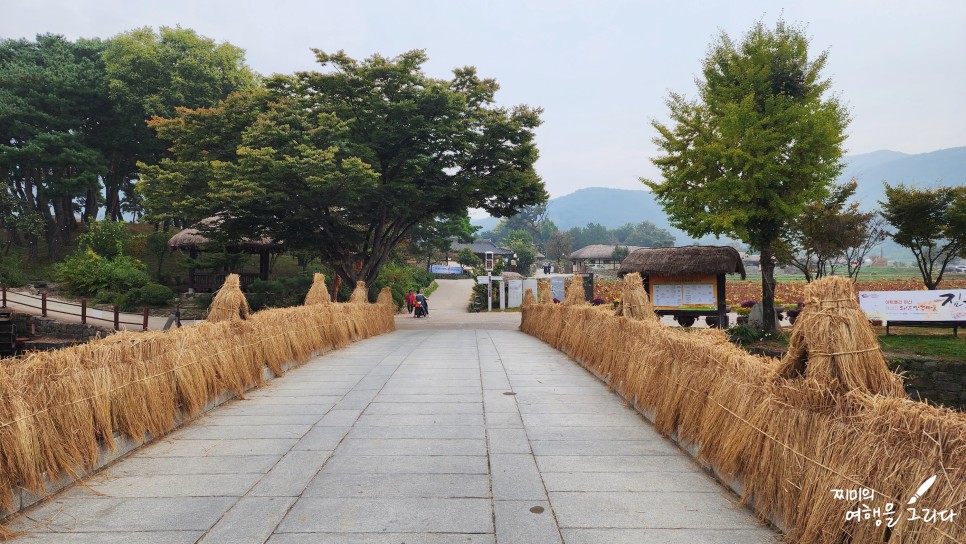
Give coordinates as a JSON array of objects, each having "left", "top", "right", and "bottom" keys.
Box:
[{"left": 430, "top": 265, "right": 465, "bottom": 275}]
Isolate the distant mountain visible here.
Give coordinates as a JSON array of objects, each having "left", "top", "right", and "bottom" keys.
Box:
[
  {"left": 471, "top": 147, "right": 966, "bottom": 255},
  {"left": 843, "top": 147, "right": 966, "bottom": 209}
]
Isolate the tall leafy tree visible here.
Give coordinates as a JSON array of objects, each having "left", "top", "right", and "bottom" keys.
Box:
[
  {"left": 0, "top": 34, "right": 109, "bottom": 258},
  {"left": 881, "top": 184, "right": 966, "bottom": 289},
  {"left": 142, "top": 50, "right": 546, "bottom": 287},
  {"left": 103, "top": 26, "right": 257, "bottom": 221},
  {"left": 544, "top": 231, "right": 574, "bottom": 268},
  {"left": 644, "top": 19, "right": 849, "bottom": 332}
]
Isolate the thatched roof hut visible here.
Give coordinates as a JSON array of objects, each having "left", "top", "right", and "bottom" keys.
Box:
[
  {"left": 168, "top": 216, "right": 284, "bottom": 291},
  {"left": 167, "top": 216, "right": 279, "bottom": 251},
  {"left": 617, "top": 246, "right": 746, "bottom": 279}
]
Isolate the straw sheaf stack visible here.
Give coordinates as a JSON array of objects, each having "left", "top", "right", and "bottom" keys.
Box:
[
  {"left": 614, "top": 273, "right": 658, "bottom": 322},
  {"left": 522, "top": 288, "right": 537, "bottom": 308},
  {"left": 778, "top": 276, "right": 904, "bottom": 397},
  {"left": 520, "top": 280, "right": 965, "bottom": 543},
  {"left": 562, "top": 274, "right": 586, "bottom": 306},
  {"left": 206, "top": 274, "right": 250, "bottom": 322},
  {"left": 304, "top": 273, "right": 332, "bottom": 305},
  {"left": 349, "top": 281, "right": 369, "bottom": 304},
  {"left": 538, "top": 285, "right": 554, "bottom": 304},
  {"left": 0, "top": 296, "right": 394, "bottom": 536}
]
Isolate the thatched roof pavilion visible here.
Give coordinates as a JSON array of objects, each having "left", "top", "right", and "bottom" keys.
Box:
[
  {"left": 168, "top": 217, "right": 284, "bottom": 291},
  {"left": 617, "top": 246, "right": 746, "bottom": 279}
]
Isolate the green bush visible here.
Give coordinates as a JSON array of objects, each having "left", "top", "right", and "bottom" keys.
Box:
[
  {"left": 120, "top": 283, "right": 176, "bottom": 311},
  {"left": 246, "top": 276, "right": 313, "bottom": 311},
  {"left": 78, "top": 219, "right": 129, "bottom": 259},
  {"left": 0, "top": 264, "right": 26, "bottom": 287},
  {"left": 56, "top": 250, "right": 150, "bottom": 297}
]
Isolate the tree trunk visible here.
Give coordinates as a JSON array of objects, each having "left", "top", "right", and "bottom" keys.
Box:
[
  {"left": 759, "top": 241, "right": 778, "bottom": 335},
  {"left": 330, "top": 275, "right": 342, "bottom": 302},
  {"left": 83, "top": 186, "right": 99, "bottom": 222}
]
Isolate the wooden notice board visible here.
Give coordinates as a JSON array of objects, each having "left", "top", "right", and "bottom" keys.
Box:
[{"left": 648, "top": 273, "right": 718, "bottom": 311}]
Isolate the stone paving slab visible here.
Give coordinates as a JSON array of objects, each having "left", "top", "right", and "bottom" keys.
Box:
[{"left": 8, "top": 324, "right": 777, "bottom": 543}]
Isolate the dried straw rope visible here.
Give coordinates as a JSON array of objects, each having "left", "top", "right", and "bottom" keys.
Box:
[
  {"left": 0, "top": 298, "right": 395, "bottom": 532},
  {"left": 520, "top": 279, "right": 965, "bottom": 544}
]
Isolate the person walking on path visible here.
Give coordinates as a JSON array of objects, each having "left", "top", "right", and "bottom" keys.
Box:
[{"left": 405, "top": 290, "right": 416, "bottom": 314}]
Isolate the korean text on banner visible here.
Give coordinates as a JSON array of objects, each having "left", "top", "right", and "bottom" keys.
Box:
[{"left": 859, "top": 290, "right": 966, "bottom": 322}]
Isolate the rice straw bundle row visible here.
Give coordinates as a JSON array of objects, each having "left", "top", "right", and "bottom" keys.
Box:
[
  {"left": 520, "top": 276, "right": 964, "bottom": 543},
  {"left": 0, "top": 283, "right": 394, "bottom": 533}
]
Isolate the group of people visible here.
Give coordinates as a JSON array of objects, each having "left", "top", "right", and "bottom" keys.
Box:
[
  {"left": 405, "top": 289, "right": 429, "bottom": 318},
  {"left": 542, "top": 264, "right": 553, "bottom": 274}
]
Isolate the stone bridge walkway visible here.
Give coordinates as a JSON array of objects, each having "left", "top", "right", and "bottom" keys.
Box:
[{"left": 9, "top": 280, "right": 777, "bottom": 543}]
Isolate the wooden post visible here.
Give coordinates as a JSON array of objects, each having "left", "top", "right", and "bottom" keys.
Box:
[
  {"left": 259, "top": 250, "right": 270, "bottom": 281},
  {"left": 716, "top": 274, "right": 728, "bottom": 328},
  {"left": 42, "top": 292, "right": 47, "bottom": 317},
  {"left": 113, "top": 305, "right": 120, "bottom": 331},
  {"left": 189, "top": 248, "right": 199, "bottom": 292},
  {"left": 1, "top": 284, "right": 5, "bottom": 308},
  {"left": 81, "top": 298, "right": 87, "bottom": 324},
  {"left": 142, "top": 308, "right": 149, "bottom": 331}
]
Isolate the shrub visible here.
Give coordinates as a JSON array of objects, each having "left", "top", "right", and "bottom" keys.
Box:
[
  {"left": 120, "top": 283, "right": 176, "bottom": 311},
  {"left": 726, "top": 325, "right": 763, "bottom": 345},
  {"left": 56, "top": 250, "right": 150, "bottom": 297},
  {"left": 0, "top": 264, "right": 26, "bottom": 287},
  {"left": 78, "top": 219, "right": 129, "bottom": 259}
]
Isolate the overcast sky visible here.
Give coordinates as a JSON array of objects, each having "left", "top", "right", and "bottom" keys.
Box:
[{"left": 2, "top": 0, "right": 964, "bottom": 198}]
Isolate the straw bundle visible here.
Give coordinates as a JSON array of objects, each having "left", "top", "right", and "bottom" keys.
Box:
[
  {"left": 522, "top": 288, "right": 537, "bottom": 308},
  {"left": 304, "top": 273, "right": 331, "bottom": 305},
  {"left": 614, "top": 272, "right": 658, "bottom": 322},
  {"left": 376, "top": 287, "right": 394, "bottom": 307},
  {"left": 562, "top": 274, "right": 586, "bottom": 306},
  {"left": 349, "top": 281, "right": 368, "bottom": 304},
  {"left": 539, "top": 285, "right": 554, "bottom": 304},
  {"left": 778, "top": 276, "right": 904, "bottom": 397},
  {"left": 0, "top": 291, "right": 396, "bottom": 535},
  {"left": 520, "top": 279, "right": 966, "bottom": 544},
  {"left": 206, "top": 274, "right": 250, "bottom": 322}
]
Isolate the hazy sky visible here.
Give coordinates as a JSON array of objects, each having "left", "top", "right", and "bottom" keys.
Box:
[{"left": 2, "top": 0, "right": 964, "bottom": 198}]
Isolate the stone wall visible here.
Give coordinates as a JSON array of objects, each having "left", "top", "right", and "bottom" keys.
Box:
[
  {"left": 888, "top": 358, "right": 966, "bottom": 411},
  {"left": 7, "top": 313, "right": 103, "bottom": 342}
]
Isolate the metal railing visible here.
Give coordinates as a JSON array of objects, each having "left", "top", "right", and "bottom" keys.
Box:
[{"left": 1, "top": 285, "right": 150, "bottom": 331}]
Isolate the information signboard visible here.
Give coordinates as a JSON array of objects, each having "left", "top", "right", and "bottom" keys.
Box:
[
  {"left": 859, "top": 290, "right": 966, "bottom": 322},
  {"left": 507, "top": 279, "right": 523, "bottom": 308},
  {"left": 550, "top": 277, "right": 565, "bottom": 302},
  {"left": 649, "top": 274, "right": 718, "bottom": 311}
]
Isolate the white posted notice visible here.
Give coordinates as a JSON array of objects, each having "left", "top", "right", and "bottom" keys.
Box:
[{"left": 653, "top": 284, "right": 683, "bottom": 307}]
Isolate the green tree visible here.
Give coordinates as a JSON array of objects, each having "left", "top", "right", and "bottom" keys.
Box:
[
  {"left": 0, "top": 35, "right": 110, "bottom": 258},
  {"left": 142, "top": 49, "right": 546, "bottom": 288},
  {"left": 611, "top": 221, "right": 675, "bottom": 247},
  {"left": 880, "top": 184, "right": 966, "bottom": 289},
  {"left": 644, "top": 19, "right": 849, "bottom": 332},
  {"left": 611, "top": 245, "right": 630, "bottom": 264},
  {"left": 544, "top": 231, "right": 574, "bottom": 268},
  {"left": 505, "top": 229, "right": 537, "bottom": 274},
  {"left": 775, "top": 181, "right": 858, "bottom": 282},
  {"left": 457, "top": 247, "right": 482, "bottom": 268},
  {"left": 567, "top": 223, "right": 613, "bottom": 249},
  {"left": 103, "top": 26, "right": 257, "bottom": 222}
]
